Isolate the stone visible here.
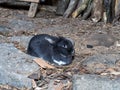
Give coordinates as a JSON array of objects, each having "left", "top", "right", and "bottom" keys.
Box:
[
  {"left": 84, "top": 33, "right": 116, "bottom": 47},
  {"left": 28, "top": 69, "right": 41, "bottom": 80},
  {"left": 0, "top": 35, "right": 9, "bottom": 43},
  {"left": 0, "top": 26, "right": 11, "bottom": 36},
  {"left": 8, "top": 19, "right": 35, "bottom": 32},
  {"left": 10, "top": 35, "right": 32, "bottom": 49},
  {"left": 81, "top": 54, "right": 120, "bottom": 73},
  {"left": 73, "top": 74, "right": 120, "bottom": 90},
  {"left": 0, "top": 43, "right": 39, "bottom": 89}
]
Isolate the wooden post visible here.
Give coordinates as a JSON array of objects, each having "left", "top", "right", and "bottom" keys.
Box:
[
  {"left": 28, "top": 3, "right": 39, "bottom": 17},
  {"left": 18, "top": 0, "right": 39, "bottom": 17}
]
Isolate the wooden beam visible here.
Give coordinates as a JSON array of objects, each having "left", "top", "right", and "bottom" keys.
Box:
[
  {"left": 28, "top": 2, "right": 38, "bottom": 17},
  {"left": 18, "top": 0, "right": 40, "bottom": 17},
  {"left": 18, "top": 0, "right": 39, "bottom": 3}
]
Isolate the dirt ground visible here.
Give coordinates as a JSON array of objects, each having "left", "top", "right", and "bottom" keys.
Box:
[{"left": 0, "top": 2, "right": 120, "bottom": 90}]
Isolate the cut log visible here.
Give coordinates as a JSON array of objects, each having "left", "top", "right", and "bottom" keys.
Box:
[
  {"left": 91, "top": 0, "right": 103, "bottom": 23},
  {"left": 82, "top": 0, "right": 93, "bottom": 20},
  {"left": 75, "top": 0, "right": 85, "bottom": 18},
  {"left": 76, "top": 0, "right": 84, "bottom": 8},
  {"left": 104, "top": 0, "right": 115, "bottom": 23},
  {"left": 63, "top": 0, "right": 79, "bottom": 18},
  {"left": 113, "top": 0, "right": 120, "bottom": 23},
  {"left": 115, "top": 0, "right": 120, "bottom": 16},
  {"left": 56, "top": 0, "right": 70, "bottom": 15},
  {"left": 72, "top": 0, "right": 90, "bottom": 18}
]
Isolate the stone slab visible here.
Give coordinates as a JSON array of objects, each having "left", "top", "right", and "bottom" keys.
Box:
[
  {"left": 0, "top": 43, "right": 39, "bottom": 89},
  {"left": 73, "top": 74, "right": 120, "bottom": 90},
  {"left": 81, "top": 54, "right": 120, "bottom": 73}
]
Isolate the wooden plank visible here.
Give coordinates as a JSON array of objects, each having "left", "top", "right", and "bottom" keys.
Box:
[
  {"left": 28, "top": 2, "right": 38, "bottom": 17},
  {"left": 19, "top": 0, "right": 39, "bottom": 3}
]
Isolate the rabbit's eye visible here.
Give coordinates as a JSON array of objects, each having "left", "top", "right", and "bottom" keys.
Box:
[{"left": 62, "top": 44, "right": 67, "bottom": 48}]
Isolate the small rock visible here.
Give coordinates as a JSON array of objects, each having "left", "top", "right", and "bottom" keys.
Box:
[
  {"left": 73, "top": 74, "right": 120, "bottom": 90},
  {"left": 81, "top": 54, "right": 120, "bottom": 73},
  {"left": 85, "top": 33, "right": 116, "bottom": 47},
  {"left": 28, "top": 69, "right": 41, "bottom": 80}
]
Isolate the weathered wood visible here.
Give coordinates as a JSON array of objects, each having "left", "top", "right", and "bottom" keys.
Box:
[
  {"left": 18, "top": 0, "right": 39, "bottom": 3},
  {"left": 74, "top": 0, "right": 84, "bottom": 18},
  {"left": 104, "top": 0, "right": 115, "bottom": 23},
  {"left": 18, "top": 0, "right": 39, "bottom": 17},
  {"left": 91, "top": 0, "right": 103, "bottom": 23},
  {"left": 103, "top": 12, "right": 107, "bottom": 23},
  {"left": 115, "top": 0, "right": 120, "bottom": 16},
  {"left": 56, "top": 0, "right": 70, "bottom": 15},
  {"left": 28, "top": 2, "right": 38, "bottom": 17},
  {"left": 76, "top": 0, "right": 84, "bottom": 8},
  {"left": 72, "top": 0, "right": 90, "bottom": 18},
  {"left": 82, "top": 0, "right": 93, "bottom": 20},
  {"left": 113, "top": 0, "right": 120, "bottom": 23},
  {"left": 63, "top": 0, "right": 79, "bottom": 18}
]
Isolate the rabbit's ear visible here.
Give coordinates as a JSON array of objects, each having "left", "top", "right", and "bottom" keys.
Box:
[
  {"left": 45, "top": 37, "right": 55, "bottom": 44},
  {"left": 66, "top": 38, "right": 75, "bottom": 46}
]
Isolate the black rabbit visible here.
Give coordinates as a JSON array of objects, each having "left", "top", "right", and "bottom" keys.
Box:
[{"left": 27, "top": 34, "right": 75, "bottom": 66}]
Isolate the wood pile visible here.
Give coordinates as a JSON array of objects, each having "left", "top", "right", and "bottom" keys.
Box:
[{"left": 56, "top": 0, "right": 120, "bottom": 23}]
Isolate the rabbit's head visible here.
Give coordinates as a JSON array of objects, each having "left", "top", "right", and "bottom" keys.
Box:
[{"left": 51, "top": 37, "right": 75, "bottom": 65}]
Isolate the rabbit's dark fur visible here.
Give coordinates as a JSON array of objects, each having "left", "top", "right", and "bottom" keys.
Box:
[{"left": 27, "top": 34, "right": 75, "bottom": 66}]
